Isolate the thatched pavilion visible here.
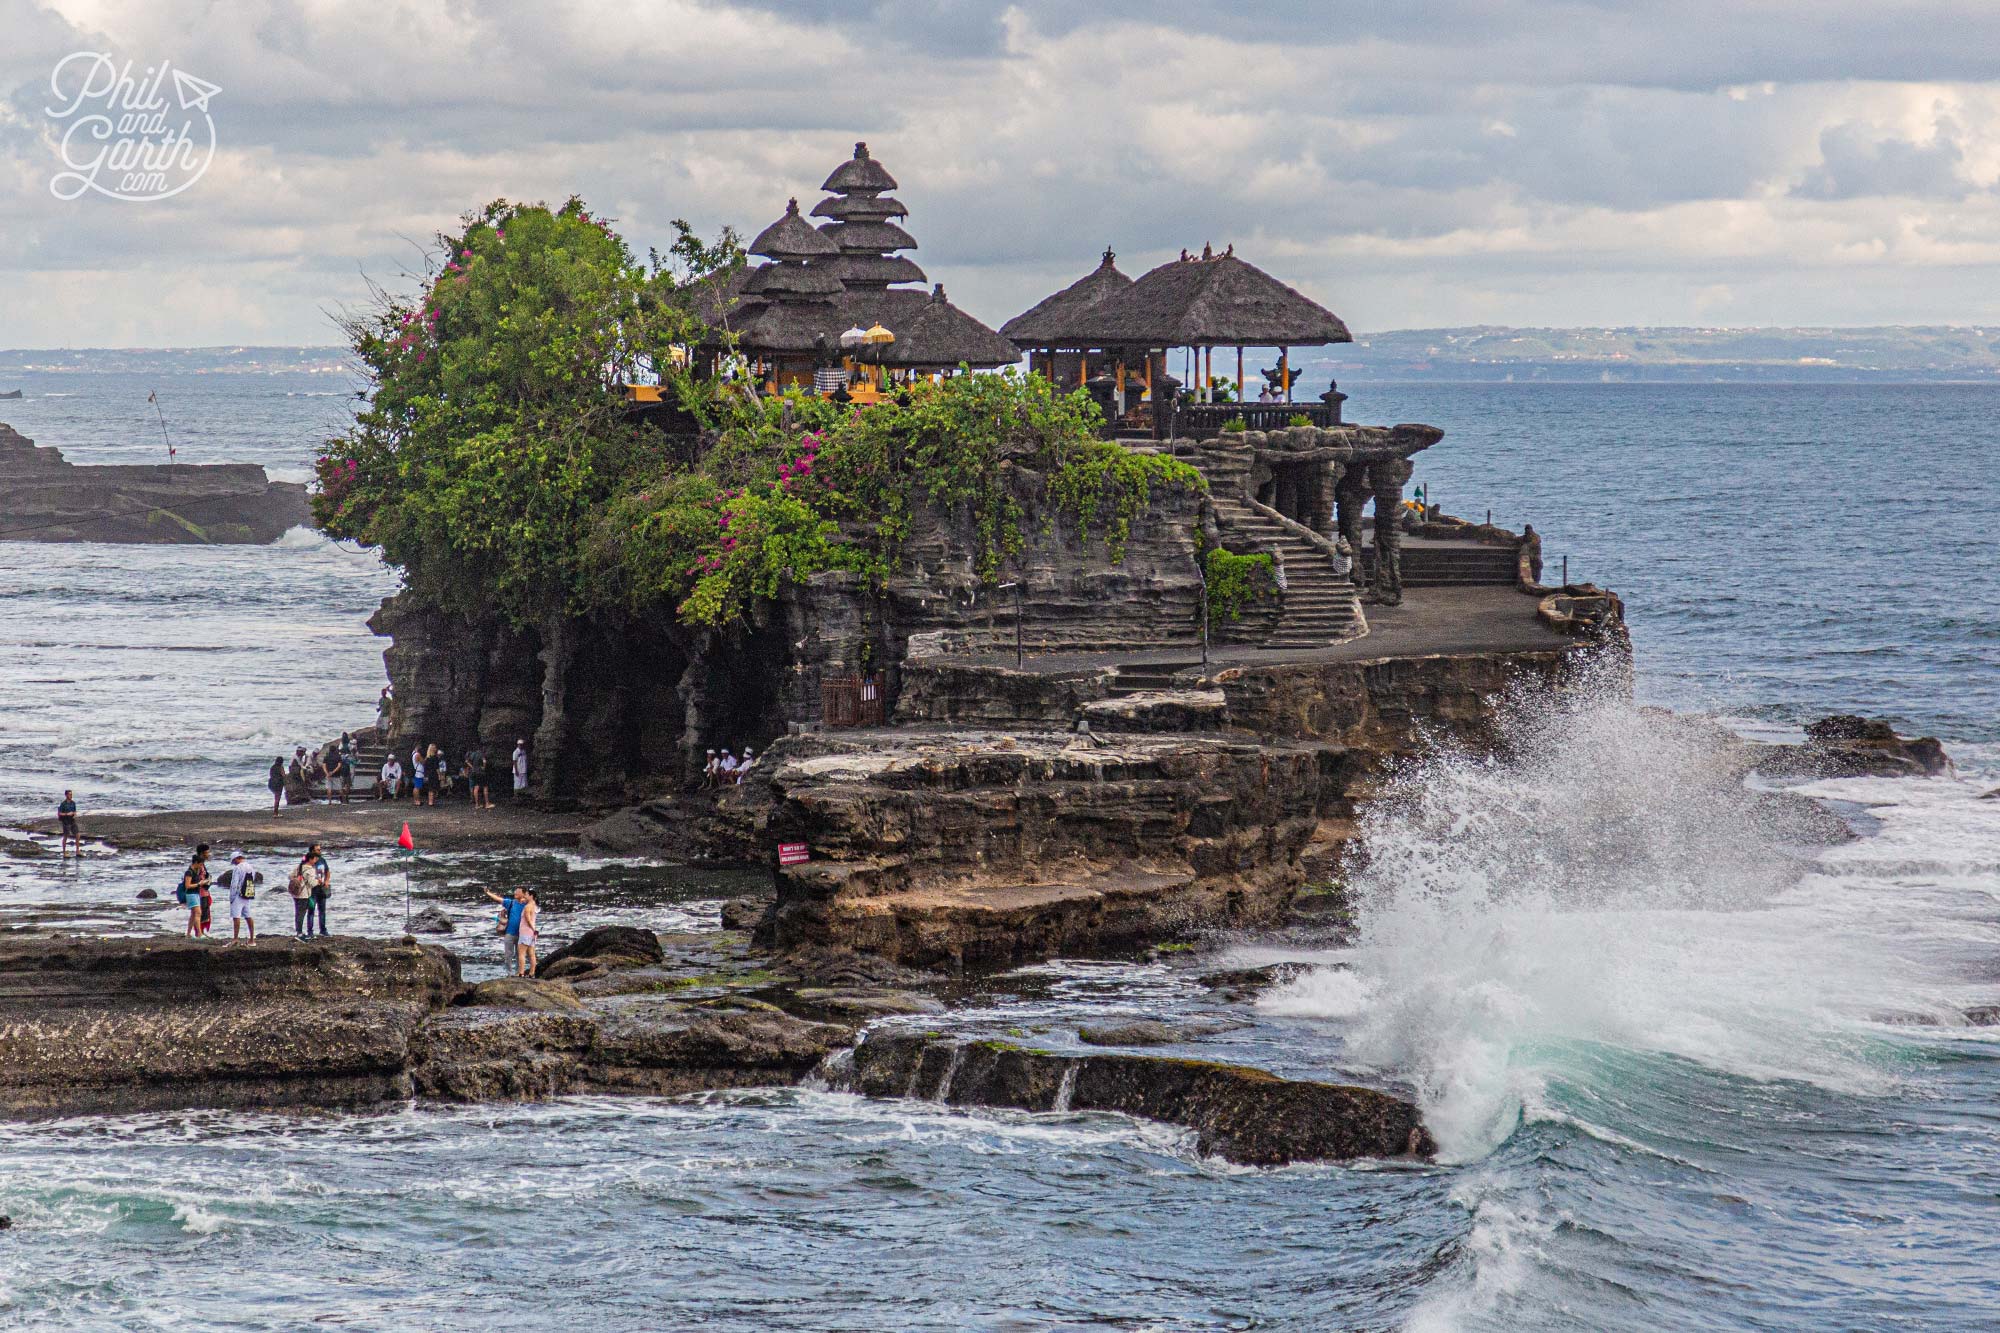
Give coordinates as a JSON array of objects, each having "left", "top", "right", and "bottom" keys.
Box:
[{"left": 1006, "top": 243, "right": 1352, "bottom": 437}]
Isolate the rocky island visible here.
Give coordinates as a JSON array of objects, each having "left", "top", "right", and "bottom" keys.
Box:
[{"left": 0, "top": 422, "right": 308, "bottom": 543}]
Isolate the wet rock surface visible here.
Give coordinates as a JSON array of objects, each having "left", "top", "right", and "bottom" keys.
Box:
[
  {"left": 1753, "top": 715, "right": 1953, "bottom": 780},
  {"left": 845, "top": 1033, "right": 1433, "bottom": 1166}
]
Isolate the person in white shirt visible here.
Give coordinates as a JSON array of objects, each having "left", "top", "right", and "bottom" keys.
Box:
[
  {"left": 381, "top": 756, "right": 403, "bottom": 800},
  {"left": 736, "top": 748, "right": 755, "bottom": 784},
  {"left": 220, "top": 851, "right": 260, "bottom": 945},
  {"left": 702, "top": 749, "right": 719, "bottom": 788},
  {"left": 511, "top": 741, "right": 529, "bottom": 797},
  {"left": 718, "top": 750, "right": 737, "bottom": 784}
]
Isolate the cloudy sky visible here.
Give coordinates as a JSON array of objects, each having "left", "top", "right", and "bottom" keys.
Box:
[{"left": 5, "top": 0, "right": 2000, "bottom": 347}]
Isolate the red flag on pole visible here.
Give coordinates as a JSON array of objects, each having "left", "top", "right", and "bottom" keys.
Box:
[{"left": 398, "top": 822, "right": 414, "bottom": 851}]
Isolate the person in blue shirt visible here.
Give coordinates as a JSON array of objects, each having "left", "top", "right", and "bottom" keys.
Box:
[{"left": 482, "top": 887, "right": 527, "bottom": 975}]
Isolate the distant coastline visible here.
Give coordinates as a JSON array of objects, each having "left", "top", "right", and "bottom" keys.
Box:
[{"left": 9, "top": 326, "right": 2000, "bottom": 384}]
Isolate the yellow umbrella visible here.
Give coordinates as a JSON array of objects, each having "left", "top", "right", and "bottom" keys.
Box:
[{"left": 862, "top": 323, "right": 895, "bottom": 344}]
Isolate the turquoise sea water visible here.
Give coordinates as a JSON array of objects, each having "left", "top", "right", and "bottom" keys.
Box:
[{"left": 0, "top": 374, "right": 1996, "bottom": 1329}]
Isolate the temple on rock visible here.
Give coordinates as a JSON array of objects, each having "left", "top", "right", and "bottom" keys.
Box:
[{"left": 708, "top": 143, "right": 1019, "bottom": 398}]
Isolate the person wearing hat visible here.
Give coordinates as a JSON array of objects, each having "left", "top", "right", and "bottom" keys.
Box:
[
  {"left": 736, "top": 749, "right": 755, "bottom": 784},
  {"left": 702, "top": 749, "right": 719, "bottom": 788},
  {"left": 219, "top": 852, "right": 260, "bottom": 945},
  {"left": 717, "top": 749, "right": 737, "bottom": 784}
]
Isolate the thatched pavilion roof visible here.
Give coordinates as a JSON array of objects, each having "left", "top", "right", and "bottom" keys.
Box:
[
  {"left": 821, "top": 141, "right": 898, "bottom": 194},
  {"left": 748, "top": 199, "right": 839, "bottom": 260},
  {"left": 743, "top": 261, "right": 846, "bottom": 298},
  {"left": 819, "top": 220, "right": 919, "bottom": 253},
  {"left": 842, "top": 286, "right": 1020, "bottom": 369},
  {"left": 1000, "top": 247, "right": 1133, "bottom": 346},
  {"left": 811, "top": 193, "right": 908, "bottom": 222},
  {"left": 1065, "top": 250, "right": 1351, "bottom": 348},
  {"left": 834, "top": 254, "right": 928, "bottom": 287}
]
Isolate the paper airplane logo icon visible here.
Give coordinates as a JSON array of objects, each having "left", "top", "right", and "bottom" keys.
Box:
[{"left": 171, "top": 68, "right": 220, "bottom": 113}]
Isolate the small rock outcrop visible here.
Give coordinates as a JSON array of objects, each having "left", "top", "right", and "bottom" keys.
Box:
[
  {"left": 845, "top": 1033, "right": 1433, "bottom": 1165},
  {"left": 0, "top": 423, "right": 308, "bottom": 544},
  {"left": 1755, "top": 715, "right": 1953, "bottom": 780}
]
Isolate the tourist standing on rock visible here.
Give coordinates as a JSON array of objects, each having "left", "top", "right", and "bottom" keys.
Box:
[
  {"left": 465, "top": 744, "right": 491, "bottom": 809},
  {"left": 287, "top": 853, "right": 315, "bottom": 939},
  {"left": 268, "top": 756, "right": 286, "bottom": 815},
  {"left": 411, "top": 744, "right": 427, "bottom": 806},
  {"left": 483, "top": 887, "right": 526, "bottom": 974},
  {"left": 511, "top": 740, "right": 529, "bottom": 799},
  {"left": 289, "top": 748, "right": 309, "bottom": 806},
  {"left": 56, "top": 790, "right": 80, "bottom": 857},
  {"left": 220, "top": 852, "right": 258, "bottom": 945},
  {"left": 517, "top": 888, "right": 540, "bottom": 978},
  {"left": 180, "top": 845, "right": 212, "bottom": 938},
  {"left": 338, "top": 735, "right": 355, "bottom": 804},
  {"left": 377, "top": 685, "right": 394, "bottom": 733},
  {"left": 306, "top": 842, "right": 331, "bottom": 937},
  {"left": 422, "top": 745, "right": 443, "bottom": 807}
]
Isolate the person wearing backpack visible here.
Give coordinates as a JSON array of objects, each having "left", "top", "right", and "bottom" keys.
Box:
[
  {"left": 180, "top": 845, "right": 212, "bottom": 939},
  {"left": 220, "top": 852, "right": 259, "bottom": 946}
]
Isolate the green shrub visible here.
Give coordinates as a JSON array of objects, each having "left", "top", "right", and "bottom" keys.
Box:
[{"left": 1204, "top": 548, "right": 1275, "bottom": 622}]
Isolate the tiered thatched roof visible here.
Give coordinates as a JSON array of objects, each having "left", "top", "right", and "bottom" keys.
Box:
[
  {"left": 1013, "top": 248, "right": 1351, "bottom": 349},
  {"left": 1000, "top": 247, "right": 1132, "bottom": 347},
  {"left": 726, "top": 142, "right": 1016, "bottom": 370}
]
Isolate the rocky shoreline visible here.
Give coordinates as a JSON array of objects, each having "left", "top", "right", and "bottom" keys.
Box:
[{"left": 0, "top": 927, "right": 1432, "bottom": 1166}]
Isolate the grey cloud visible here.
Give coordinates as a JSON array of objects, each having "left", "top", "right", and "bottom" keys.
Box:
[{"left": 1795, "top": 120, "right": 1971, "bottom": 200}]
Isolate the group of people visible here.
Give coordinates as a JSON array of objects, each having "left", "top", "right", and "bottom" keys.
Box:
[
  {"left": 268, "top": 738, "right": 358, "bottom": 813},
  {"left": 174, "top": 843, "right": 332, "bottom": 944},
  {"left": 481, "top": 885, "right": 541, "bottom": 977},
  {"left": 379, "top": 739, "right": 527, "bottom": 807},
  {"left": 702, "top": 748, "right": 756, "bottom": 787}
]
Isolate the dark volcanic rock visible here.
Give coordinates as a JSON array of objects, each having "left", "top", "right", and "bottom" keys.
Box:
[
  {"left": 1755, "top": 716, "right": 1953, "bottom": 780},
  {"left": 1197, "top": 962, "right": 1310, "bottom": 998},
  {"left": 461, "top": 977, "right": 584, "bottom": 1012},
  {"left": 536, "top": 925, "right": 665, "bottom": 975},
  {"left": 0, "top": 422, "right": 308, "bottom": 544},
  {"left": 846, "top": 1033, "right": 1432, "bottom": 1165},
  {"left": 407, "top": 906, "right": 456, "bottom": 934}
]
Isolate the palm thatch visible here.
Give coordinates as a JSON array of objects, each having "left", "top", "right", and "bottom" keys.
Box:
[
  {"left": 1067, "top": 252, "right": 1350, "bottom": 348},
  {"left": 734, "top": 300, "right": 848, "bottom": 354},
  {"left": 748, "top": 199, "right": 839, "bottom": 260},
  {"left": 811, "top": 193, "right": 909, "bottom": 222},
  {"left": 1000, "top": 247, "right": 1133, "bottom": 346},
  {"left": 743, "top": 261, "right": 846, "bottom": 298},
  {"left": 835, "top": 254, "right": 928, "bottom": 288},
  {"left": 842, "top": 286, "right": 1019, "bottom": 369},
  {"left": 821, "top": 141, "right": 898, "bottom": 194},
  {"left": 818, "top": 219, "right": 919, "bottom": 253}
]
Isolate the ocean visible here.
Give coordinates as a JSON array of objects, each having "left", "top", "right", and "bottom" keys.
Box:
[{"left": 0, "top": 370, "right": 1995, "bottom": 1330}]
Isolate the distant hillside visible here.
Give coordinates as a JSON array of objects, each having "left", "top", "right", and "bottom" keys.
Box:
[{"left": 1315, "top": 326, "right": 2000, "bottom": 383}]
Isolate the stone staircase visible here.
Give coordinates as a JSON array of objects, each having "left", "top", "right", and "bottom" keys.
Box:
[
  {"left": 1105, "top": 661, "right": 1205, "bottom": 697},
  {"left": 1358, "top": 540, "right": 1518, "bottom": 587},
  {"left": 1175, "top": 444, "right": 1367, "bottom": 650}
]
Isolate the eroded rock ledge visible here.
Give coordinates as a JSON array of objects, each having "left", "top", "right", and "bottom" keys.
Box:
[{"left": 844, "top": 1032, "right": 1434, "bottom": 1165}]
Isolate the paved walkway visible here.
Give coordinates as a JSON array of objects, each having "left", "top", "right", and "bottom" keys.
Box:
[{"left": 938, "top": 584, "right": 1572, "bottom": 675}]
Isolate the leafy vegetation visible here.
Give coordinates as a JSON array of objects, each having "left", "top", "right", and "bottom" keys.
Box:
[
  {"left": 1204, "top": 549, "right": 1275, "bottom": 622},
  {"left": 315, "top": 197, "right": 1204, "bottom": 631}
]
